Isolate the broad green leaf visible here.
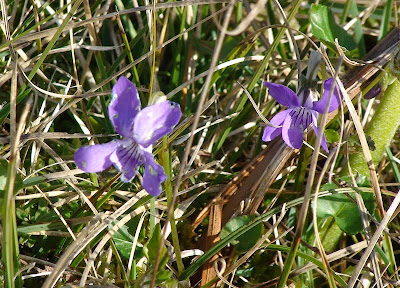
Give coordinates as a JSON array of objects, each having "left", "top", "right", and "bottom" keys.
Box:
[
  {"left": 340, "top": 175, "right": 370, "bottom": 187},
  {"left": 315, "top": 193, "right": 375, "bottom": 235},
  {"left": 220, "top": 215, "right": 264, "bottom": 253},
  {"left": 320, "top": 182, "right": 339, "bottom": 191},
  {"left": 324, "top": 129, "right": 340, "bottom": 144},
  {"left": 310, "top": 4, "right": 356, "bottom": 50},
  {"left": 112, "top": 218, "right": 144, "bottom": 259},
  {"left": 319, "top": 217, "right": 343, "bottom": 253},
  {"left": 235, "top": 267, "right": 254, "bottom": 278},
  {"left": 157, "top": 269, "right": 173, "bottom": 281},
  {"left": 143, "top": 224, "right": 170, "bottom": 284}
]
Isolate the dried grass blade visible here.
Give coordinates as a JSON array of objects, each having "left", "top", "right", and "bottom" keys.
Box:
[{"left": 347, "top": 190, "right": 400, "bottom": 288}]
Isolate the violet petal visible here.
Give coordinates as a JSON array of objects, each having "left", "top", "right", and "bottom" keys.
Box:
[
  {"left": 281, "top": 108, "right": 312, "bottom": 149},
  {"left": 74, "top": 141, "right": 118, "bottom": 173},
  {"left": 133, "top": 101, "right": 182, "bottom": 148},
  {"left": 262, "top": 109, "right": 291, "bottom": 142},
  {"left": 263, "top": 82, "right": 300, "bottom": 108},
  {"left": 108, "top": 76, "right": 141, "bottom": 138},
  {"left": 142, "top": 151, "right": 167, "bottom": 196},
  {"left": 110, "top": 138, "right": 145, "bottom": 182},
  {"left": 312, "top": 78, "right": 341, "bottom": 114}
]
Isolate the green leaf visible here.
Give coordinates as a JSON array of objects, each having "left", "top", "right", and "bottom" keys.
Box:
[
  {"left": 0, "top": 160, "right": 23, "bottom": 192},
  {"left": 0, "top": 160, "right": 8, "bottom": 218},
  {"left": 325, "top": 129, "right": 340, "bottom": 144},
  {"left": 220, "top": 215, "right": 264, "bottom": 253},
  {"left": 112, "top": 218, "right": 144, "bottom": 259},
  {"left": 320, "top": 182, "right": 339, "bottom": 191},
  {"left": 157, "top": 269, "right": 173, "bottom": 281},
  {"left": 340, "top": 175, "right": 370, "bottom": 187},
  {"left": 319, "top": 217, "right": 343, "bottom": 253},
  {"left": 0, "top": 160, "right": 8, "bottom": 191},
  {"left": 22, "top": 176, "right": 46, "bottom": 188},
  {"left": 310, "top": 4, "right": 356, "bottom": 50},
  {"left": 315, "top": 193, "right": 375, "bottom": 235},
  {"left": 145, "top": 224, "right": 167, "bottom": 264},
  {"left": 0, "top": 160, "right": 24, "bottom": 219}
]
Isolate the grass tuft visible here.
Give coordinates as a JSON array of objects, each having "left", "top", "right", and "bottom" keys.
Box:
[{"left": 1, "top": 1, "right": 400, "bottom": 287}]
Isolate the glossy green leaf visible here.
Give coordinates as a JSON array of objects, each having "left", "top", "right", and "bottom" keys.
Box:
[
  {"left": 316, "top": 193, "right": 375, "bottom": 235},
  {"left": 310, "top": 4, "right": 356, "bottom": 50},
  {"left": 319, "top": 217, "right": 343, "bottom": 253},
  {"left": 112, "top": 218, "right": 144, "bottom": 259},
  {"left": 220, "top": 215, "right": 264, "bottom": 253}
]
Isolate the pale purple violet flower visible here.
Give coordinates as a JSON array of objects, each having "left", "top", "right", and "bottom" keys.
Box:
[
  {"left": 262, "top": 78, "right": 341, "bottom": 152},
  {"left": 74, "top": 76, "right": 182, "bottom": 196}
]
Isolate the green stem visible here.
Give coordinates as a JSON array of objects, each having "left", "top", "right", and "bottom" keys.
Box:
[
  {"left": 378, "top": 0, "right": 394, "bottom": 40},
  {"left": 114, "top": 4, "right": 140, "bottom": 85},
  {"left": 213, "top": 0, "right": 302, "bottom": 153},
  {"left": 349, "top": 78, "right": 400, "bottom": 176},
  {"left": 247, "top": 0, "right": 302, "bottom": 93},
  {"left": 3, "top": 161, "right": 20, "bottom": 288},
  {"left": 148, "top": 0, "right": 158, "bottom": 104},
  {"left": 161, "top": 136, "right": 184, "bottom": 274},
  {"left": 346, "top": 78, "right": 400, "bottom": 278},
  {"left": 149, "top": 197, "right": 155, "bottom": 238},
  {"left": 340, "top": 0, "right": 352, "bottom": 25},
  {"left": 3, "top": 63, "right": 22, "bottom": 288},
  {"left": 109, "top": 238, "right": 130, "bottom": 287}
]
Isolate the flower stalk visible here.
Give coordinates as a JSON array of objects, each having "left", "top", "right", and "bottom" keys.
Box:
[{"left": 161, "top": 136, "right": 184, "bottom": 274}]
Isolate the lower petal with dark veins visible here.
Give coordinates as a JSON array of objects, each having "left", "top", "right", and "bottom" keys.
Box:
[{"left": 110, "top": 138, "right": 145, "bottom": 182}]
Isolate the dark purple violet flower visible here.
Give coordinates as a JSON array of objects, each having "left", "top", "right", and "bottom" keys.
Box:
[
  {"left": 74, "top": 76, "right": 182, "bottom": 196},
  {"left": 262, "top": 78, "right": 341, "bottom": 152},
  {"left": 364, "top": 84, "right": 381, "bottom": 100}
]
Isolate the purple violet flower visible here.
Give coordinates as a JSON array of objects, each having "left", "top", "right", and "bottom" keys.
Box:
[
  {"left": 262, "top": 78, "right": 341, "bottom": 152},
  {"left": 74, "top": 76, "right": 182, "bottom": 196}
]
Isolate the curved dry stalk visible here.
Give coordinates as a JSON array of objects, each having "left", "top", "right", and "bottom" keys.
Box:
[
  {"left": 277, "top": 56, "right": 343, "bottom": 288},
  {"left": 7, "top": 0, "right": 232, "bottom": 47},
  {"left": 222, "top": 204, "right": 288, "bottom": 278},
  {"left": 347, "top": 160, "right": 383, "bottom": 287},
  {"left": 42, "top": 190, "right": 149, "bottom": 288},
  {"left": 79, "top": 204, "right": 164, "bottom": 286},
  {"left": 236, "top": 81, "right": 281, "bottom": 128},
  {"left": 149, "top": 1, "right": 237, "bottom": 287},
  {"left": 210, "top": 0, "right": 268, "bottom": 36},
  {"left": 337, "top": 76, "right": 384, "bottom": 218},
  {"left": 191, "top": 26, "right": 400, "bottom": 288},
  {"left": 312, "top": 148, "right": 339, "bottom": 288},
  {"left": 41, "top": 213, "right": 106, "bottom": 288},
  {"left": 166, "top": 56, "right": 265, "bottom": 99},
  {"left": 347, "top": 191, "right": 400, "bottom": 288}
]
